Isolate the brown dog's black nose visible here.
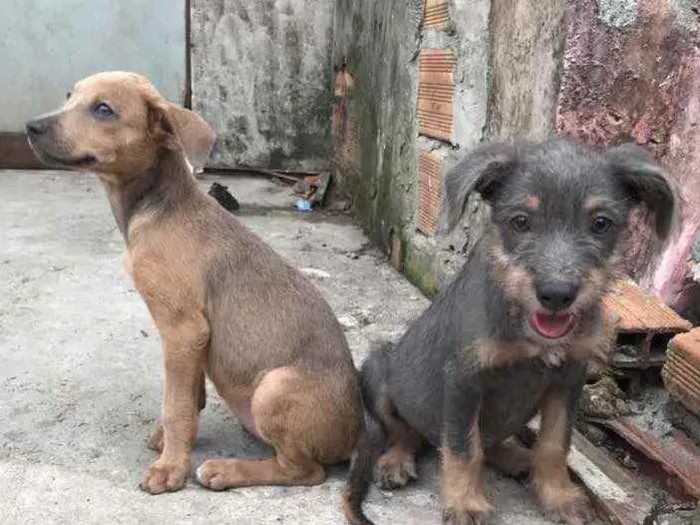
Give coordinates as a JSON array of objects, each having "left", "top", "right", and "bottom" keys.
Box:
[
  {"left": 25, "top": 119, "right": 47, "bottom": 136},
  {"left": 536, "top": 281, "right": 580, "bottom": 312}
]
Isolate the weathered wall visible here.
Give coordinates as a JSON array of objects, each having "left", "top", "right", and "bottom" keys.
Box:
[
  {"left": 331, "top": 0, "right": 424, "bottom": 271},
  {"left": 332, "top": 0, "right": 700, "bottom": 309},
  {"left": 331, "top": 0, "right": 568, "bottom": 293},
  {"left": 0, "top": 0, "right": 186, "bottom": 131},
  {"left": 191, "top": 0, "right": 334, "bottom": 170},
  {"left": 555, "top": 0, "right": 700, "bottom": 312},
  {"left": 486, "top": 0, "right": 567, "bottom": 141}
]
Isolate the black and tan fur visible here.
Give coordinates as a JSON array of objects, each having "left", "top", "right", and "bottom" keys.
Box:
[{"left": 343, "top": 139, "right": 676, "bottom": 524}]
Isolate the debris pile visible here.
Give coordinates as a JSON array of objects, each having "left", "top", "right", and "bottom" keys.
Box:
[
  {"left": 292, "top": 172, "right": 331, "bottom": 210},
  {"left": 204, "top": 168, "right": 337, "bottom": 215},
  {"left": 208, "top": 182, "right": 240, "bottom": 213},
  {"left": 570, "top": 279, "right": 700, "bottom": 523}
]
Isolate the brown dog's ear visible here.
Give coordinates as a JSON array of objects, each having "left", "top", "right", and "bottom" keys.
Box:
[
  {"left": 147, "top": 100, "right": 180, "bottom": 151},
  {"left": 605, "top": 143, "right": 677, "bottom": 242},
  {"left": 437, "top": 141, "right": 518, "bottom": 234},
  {"left": 164, "top": 103, "right": 217, "bottom": 172},
  {"left": 148, "top": 100, "right": 217, "bottom": 172}
]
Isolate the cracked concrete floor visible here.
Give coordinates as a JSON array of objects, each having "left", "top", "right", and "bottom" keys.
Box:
[{"left": 0, "top": 170, "right": 562, "bottom": 524}]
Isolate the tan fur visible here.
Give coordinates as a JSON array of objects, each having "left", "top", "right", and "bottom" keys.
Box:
[
  {"left": 486, "top": 436, "right": 533, "bottom": 477},
  {"left": 523, "top": 195, "right": 540, "bottom": 210},
  {"left": 583, "top": 197, "right": 603, "bottom": 213},
  {"left": 486, "top": 230, "right": 540, "bottom": 310},
  {"left": 440, "top": 422, "right": 491, "bottom": 523},
  {"left": 481, "top": 229, "right": 617, "bottom": 368},
  {"left": 474, "top": 340, "right": 538, "bottom": 367},
  {"left": 26, "top": 71, "right": 363, "bottom": 497},
  {"left": 532, "top": 390, "right": 589, "bottom": 523},
  {"left": 373, "top": 395, "right": 422, "bottom": 489}
]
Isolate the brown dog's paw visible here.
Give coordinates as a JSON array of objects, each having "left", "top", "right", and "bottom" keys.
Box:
[
  {"left": 147, "top": 423, "right": 164, "bottom": 453},
  {"left": 374, "top": 450, "right": 417, "bottom": 490},
  {"left": 196, "top": 459, "right": 233, "bottom": 491},
  {"left": 139, "top": 459, "right": 188, "bottom": 494}
]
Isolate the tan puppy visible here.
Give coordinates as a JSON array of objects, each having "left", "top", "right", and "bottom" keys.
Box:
[{"left": 26, "top": 72, "right": 363, "bottom": 498}]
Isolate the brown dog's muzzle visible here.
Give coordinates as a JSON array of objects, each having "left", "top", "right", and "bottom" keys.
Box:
[
  {"left": 25, "top": 113, "right": 95, "bottom": 168},
  {"left": 25, "top": 117, "right": 51, "bottom": 138}
]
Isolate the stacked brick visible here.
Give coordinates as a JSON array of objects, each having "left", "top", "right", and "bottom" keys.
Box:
[
  {"left": 663, "top": 328, "right": 700, "bottom": 417},
  {"left": 416, "top": 2, "right": 454, "bottom": 235}
]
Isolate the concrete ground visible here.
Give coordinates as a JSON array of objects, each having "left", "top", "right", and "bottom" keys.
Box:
[{"left": 0, "top": 170, "right": 561, "bottom": 524}]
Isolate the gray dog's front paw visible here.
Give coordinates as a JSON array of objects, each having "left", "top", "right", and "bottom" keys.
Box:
[
  {"left": 374, "top": 450, "right": 417, "bottom": 490},
  {"left": 442, "top": 506, "right": 489, "bottom": 525}
]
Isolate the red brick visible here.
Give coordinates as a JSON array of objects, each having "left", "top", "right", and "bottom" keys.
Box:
[
  {"left": 418, "top": 49, "right": 455, "bottom": 142},
  {"left": 418, "top": 151, "right": 443, "bottom": 234}
]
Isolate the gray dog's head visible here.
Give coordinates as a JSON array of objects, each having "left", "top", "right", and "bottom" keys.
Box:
[{"left": 439, "top": 139, "right": 676, "bottom": 343}]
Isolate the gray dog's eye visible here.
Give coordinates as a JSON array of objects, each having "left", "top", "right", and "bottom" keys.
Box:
[
  {"left": 510, "top": 214, "right": 530, "bottom": 233},
  {"left": 92, "top": 102, "right": 116, "bottom": 119},
  {"left": 591, "top": 216, "right": 613, "bottom": 235}
]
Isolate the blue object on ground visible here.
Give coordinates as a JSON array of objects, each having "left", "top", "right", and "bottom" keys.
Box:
[{"left": 296, "top": 199, "right": 312, "bottom": 212}]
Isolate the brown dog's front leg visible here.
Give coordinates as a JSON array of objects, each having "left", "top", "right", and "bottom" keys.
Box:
[
  {"left": 140, "top": 313, "right": 210, "bottom": 495},
  {"left": 147, "top": 370, "right": 206, "bottom": 453},
  {"left": 532, "top": 360, "right": 591, "bottom": 524},
  {"left": 440, "top": 356, "right": 490, "bottom": 525}
]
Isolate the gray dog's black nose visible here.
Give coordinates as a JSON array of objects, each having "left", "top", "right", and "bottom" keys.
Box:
[
  {"left": 536, "top": 281, "right": 580, "bottom": 312},
  {"left": 25, "top": 120, "right": 46, "bottom": 136}
]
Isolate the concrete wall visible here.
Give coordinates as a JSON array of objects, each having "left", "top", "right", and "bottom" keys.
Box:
[
  {"left": 330, "top": 0, "right": 424, "bottom": 276},
  {"left": 191, "top": 0, "right": 334, "bottom": 170},
  {"left": 0, "top": 0, "right": 186, "bottom": 132},
  {"left": 331, "top": 0, "right": 700, "bottom": 313}
]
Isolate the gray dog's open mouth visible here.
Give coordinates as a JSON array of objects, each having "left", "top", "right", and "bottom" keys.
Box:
[{"left": 530, "top": 311, "right": 575, "bottom": 339}]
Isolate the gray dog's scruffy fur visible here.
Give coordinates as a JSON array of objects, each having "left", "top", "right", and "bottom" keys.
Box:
[{"left": 343, "top": 139, "right": 676, "bottom": 525}]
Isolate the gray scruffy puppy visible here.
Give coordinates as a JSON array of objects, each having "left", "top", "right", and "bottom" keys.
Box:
[{"left": 342, "top": 139, "right": 676, "bottom": 525}]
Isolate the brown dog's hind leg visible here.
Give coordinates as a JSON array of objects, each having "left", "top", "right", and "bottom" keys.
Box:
[
  {"left": 373, "top": 395, "right": 422, "bottom": 490},
  {"left": 532, "top": 369, "right": 592, "bottom": 525},
  {"left": 486, "top": 436, "right": 532, "bottom": 478},
  {"left": 196, "top": 366, "right": 357, "bottom": 490},
  {"left": 147, "top": 370, "right": 206, "bottom": 453},
  {"left": 196, "top": 448, "right": 326, "bottom": 490}
]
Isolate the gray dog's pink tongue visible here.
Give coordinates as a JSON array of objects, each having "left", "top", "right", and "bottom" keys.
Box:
[{"left": 531, "top": 312, "right": 574, "bottom": 339}]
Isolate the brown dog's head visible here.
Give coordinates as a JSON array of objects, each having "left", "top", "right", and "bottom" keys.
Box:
[{"left": 25, "top": 71, "right": 215, "bottom": 183}]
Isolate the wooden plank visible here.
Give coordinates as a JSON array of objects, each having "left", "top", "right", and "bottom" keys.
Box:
[
  {"left": 524, "top": 420, "right": 656, "bottom": 525},
  {"left": 603, "top": 417, "right": 700, "bottom": 498},
  {"left": 0, "top": 132, "right": 46, "bottom": 169}
]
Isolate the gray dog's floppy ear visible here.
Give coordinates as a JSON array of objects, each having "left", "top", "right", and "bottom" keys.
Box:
[
  {"left": 605, "top": 143, "right": 677, "bottom": 241},
  {"left": 437, "top": 142, "right": 518, "bottom": 234}
]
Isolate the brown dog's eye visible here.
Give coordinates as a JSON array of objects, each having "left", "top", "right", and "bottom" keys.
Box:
[
  {"left": 510, "top": 214, "right": 530, "bottom": 232},
  {"left": 66, "top": 91, "right": 72, "bottom": 100},
  {"left": 92, "top": 102, "right": 116, "bottom": 120},
  {"left": 591, "top": 216, "right": 613, "bottom": 235}
]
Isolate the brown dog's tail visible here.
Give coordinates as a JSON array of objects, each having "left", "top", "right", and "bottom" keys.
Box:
[{"left": 342, "top": 409, "right": 384, "bottom": 525}]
